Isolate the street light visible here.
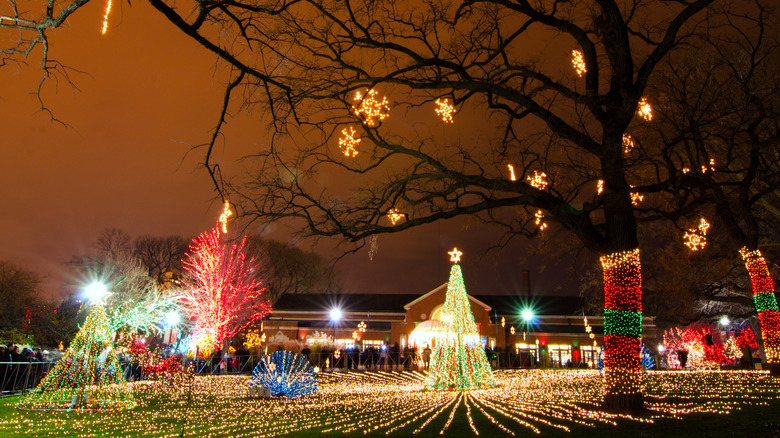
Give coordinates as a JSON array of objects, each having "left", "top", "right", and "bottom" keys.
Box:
[
  {"left": 84, "top": 282, "right": 109, "bottom": 303},
  {"left": 521, "top": 308, "right": 535, "bottom": 368},
  {"left": 719, "top": 315, "right": 730, "bottom": 327},
  {"left": 329, "top": 307, "right": 342, "bottom": 343}
]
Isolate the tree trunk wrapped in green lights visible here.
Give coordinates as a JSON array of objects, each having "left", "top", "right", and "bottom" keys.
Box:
[
  {"left": 739, "top": 248, "right": 780, "bottom": 374},
  {"left": 16, "top": 304, "right": 135, "bottom": 412},
  {"left": 601, "top": 249, "right": 644, "bottom": 412},
  {"left": 425, "top": 251, "right": 495, "bottom": 391}
]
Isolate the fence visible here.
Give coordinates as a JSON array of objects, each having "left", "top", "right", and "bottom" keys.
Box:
[{"left": 0, "top": 362, "right": 56, "bottom": 395}]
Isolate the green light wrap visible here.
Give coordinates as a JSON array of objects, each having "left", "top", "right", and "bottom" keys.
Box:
[
  {"left": 754, "top": 291, "right": 780, "bottom": 312},
  {"left": 604, "top": 308, "right": 642, "bottom": 338}
]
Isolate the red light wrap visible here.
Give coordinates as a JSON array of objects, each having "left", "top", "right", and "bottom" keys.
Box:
[{"left": 603, "top": 334, "right": 642, "bottom": 370}]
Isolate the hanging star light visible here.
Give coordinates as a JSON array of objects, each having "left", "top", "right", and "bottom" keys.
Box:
[
  {"left": 637, "top": 97, "right": 653, "bottom": 121},
  {"left": 597, "top": 180, "right": 604, "bottom": 194},
  {"left": 507, "top": 164, "right": 517, "bottom": 181},
  {"left": 622, "top": 134, "right": 635, "bottom": 154},
  {"left": 387, "top": 208, "right": 404, "bottom": 225},
  {"left": 101, "top": 0, "right": 112, "bottom": 34},
  {"left": 218, "top": 201, "right": 233, "bottom": 234},
  {"left": 500, "top": 317, "right": 505, "bottom": 328},
  {"left": 352, "top": 89, "right": 390, "bottom": 126},
  {"left": 338, "top": 126, "right": 361, "bottom": 157},
  {"left": 448, "top": 248, "right": 463, "bottom": 263},
  {"left": 683, "top": 218, "right": 710, "bottom": 251},
  {"left": 510, "top": 326, "right": 515, "bottom": 335},
  {"left": 534, "top": 210, "right": 548, "bottom": 230},
  {"left": 571, "top": 50, "right": 586, "bottom": 77},
  {"left": 527, "top": 171, "right": 548, "bottom": 190},
  {"left": 357, "top": 321, "right": 367, "bottom": 333},
  {"left": 435, "top": 98, "right": 456, "bottom": 123}
]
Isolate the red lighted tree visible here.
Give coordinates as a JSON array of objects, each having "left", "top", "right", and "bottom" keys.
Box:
[{"left": 179, "top": 225, "right": 272, "bottom": 352}]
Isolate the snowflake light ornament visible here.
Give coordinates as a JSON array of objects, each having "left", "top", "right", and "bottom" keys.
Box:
[
  {"left": 435, "top": 99, "right": 456, "bottom": 123},
  {"left": 352, "top": 90, "right": 390, "bottom": 126}
]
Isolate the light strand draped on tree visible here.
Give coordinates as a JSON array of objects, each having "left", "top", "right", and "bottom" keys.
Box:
[
  {"left": 739, "top": 248, "right": 780, "bottom": 367},
  {"left": 16, "top": 304, "right": 135, "bottom": 412},
  {"left": 179, "top": 224, "right": 271, "bottom": 352},
  {"left": 425, "top": 248, "right": 494, "bottom": 391}
]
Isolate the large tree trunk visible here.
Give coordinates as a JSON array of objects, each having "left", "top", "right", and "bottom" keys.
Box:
[
  {"left": 740, "top": 249, "right": 780, "bottom": 375},
  {"left": 601, "top": 249, "right": 645, "bottom": 413}
]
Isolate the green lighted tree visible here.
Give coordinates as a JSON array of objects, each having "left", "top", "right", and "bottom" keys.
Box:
[
  {"left": 425, "top": 249, "right": 495, "bottom": 391},
  {"left": 16, "top": 304, "right": 135, "bottom": 412}
]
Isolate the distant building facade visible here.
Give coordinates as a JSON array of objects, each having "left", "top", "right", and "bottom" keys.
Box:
[{"left": 264, "top": 284, "right": 657, "bottom": 368}]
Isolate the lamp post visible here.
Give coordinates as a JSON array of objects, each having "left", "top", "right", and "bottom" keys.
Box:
[
  {"left": 329, "top": 308, "right": 342, "bottom": 370},
  {"left": 522, "top": 308, "right": 535, "bottom": 368}
]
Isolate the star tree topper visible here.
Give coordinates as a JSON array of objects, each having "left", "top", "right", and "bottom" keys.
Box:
[{"left": 448, "top": 247, "right": 463, "bottom": 263}]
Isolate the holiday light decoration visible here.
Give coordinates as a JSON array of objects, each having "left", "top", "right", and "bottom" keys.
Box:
[
  {"left": 527, "top": 170, "right": 548, "bottom": 190},
  {"left": 600, "top": 249, "right": 642, "bottom": 406},
  {"left": 739, "top": 248, "right": 780, "bottom": 367},
  {"left": 4, "top": 370, "right": 776, "bottom": 437},
  {"left": 338, "top": 126, "right": 361, "bottom": 157},
  {"left": 709, "top": 158, "right": 716, "bottom": 171},
  {"left": 16, "top": 304, "right": 135, "bottom": 412},
  {"left": 251, "top": 351, "right": 317, "bottom": 397},
  {"left": 622, "top": 134, "right": 634, "bottom": 153},
  {"left": 218, "top": 200, "right": 233, "bottom": 233},
  {"left": 571, "top": 50, "right": 586, "bottom": 77},
  {"left": 101, "top": 0, "right": 112, "bottom": 34},
  {"left": 358, "top": 321, "right": 367, "bottom": 333},
  {"left": 597, "top": 180, "right": 604, "bottom": 194},
  {"left": 630, "top": 190, "right": 644, "bottom": 206},
  {"left": 637, "top": 97, "right": 653, "bottom": 121},
  {"left": 662, "top": 324, "right": 731, "bottom": 370},
  {"left": 352, "top": 89, "right": 390, "bottom": 126},
  {"left": 178, "top": 224, "right": 272, "bottom": 352},
  {"left": 534, "top": 210, "right": 548, "bottom": 230},
  {"left": 387, "top": 208, "right": 404, "bottom": 225},
  {"left": 368, "top": 234, "right": 378, "bottom": 260},
  {"left": 641, "top": 343, "right": 655, "bottom": 369},
  {"left": 684, "top": 218, "right": 710, "bottom": 251},
  {"left": 507, "top": 164, "right": 517, "bottom": 181},
  {"left": 683, "top": 167, "right": 691, "bottom": 174},
  {"left": 434, "top": 98, "right": 455, "bottom": 123},
  {"left": 425, "top": 249, "right": 495, "bottom": 390}
]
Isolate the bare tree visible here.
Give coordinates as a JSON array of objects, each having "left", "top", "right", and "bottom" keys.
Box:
[
  {"left": 133, "top": 234, "right": 190, "bottom": 286},
  {"left": 648, "top": 0, "right": 780, "bottom": 372},
  {"left": 245, "top": 237, "right": 340, "bottom": 304}
]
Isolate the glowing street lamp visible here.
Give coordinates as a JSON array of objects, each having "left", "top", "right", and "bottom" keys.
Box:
[
  {"left": 330, "top": 307, "right": 342, "bottom": 345},
  {"left": 84, "top": 282, "right": 109, "bottom": 304},
  {"left": 521, "top": 308, "right": 534, "bottom": 322},
  {"left": 719, "top": 315, "right": 730, "bottom": 327}
]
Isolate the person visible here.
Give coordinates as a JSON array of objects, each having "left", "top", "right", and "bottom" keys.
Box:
[{"left": 422, "top": 345, "right": 432, "bottom": 370}]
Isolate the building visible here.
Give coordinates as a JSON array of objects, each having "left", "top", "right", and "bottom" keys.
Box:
[{"left": 264, "top": 284, "right": 657, "bottom": 368}]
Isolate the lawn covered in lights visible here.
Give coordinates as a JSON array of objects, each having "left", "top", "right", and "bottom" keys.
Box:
[{"left": 1, "top": 370, "right": 779, "bottom": 437}]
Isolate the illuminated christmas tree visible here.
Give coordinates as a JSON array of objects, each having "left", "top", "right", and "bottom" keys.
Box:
[
  {"left": 179, "top": 224, "right": 272, "bottom": 353},
  {"left": 425, "top": 248, "right": 495, "bottom": 391},
  {"left": 16, "top": 304, "right": 135, "bottom": 412}
]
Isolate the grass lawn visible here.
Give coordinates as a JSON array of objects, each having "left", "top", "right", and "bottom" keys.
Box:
[{"left": 1, "top": 370, "right": 778, "bottom": 437}]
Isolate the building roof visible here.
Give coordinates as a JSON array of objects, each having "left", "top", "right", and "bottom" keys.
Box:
[{"left": 272, "top": 292, "right": 590, "bottom": 317}]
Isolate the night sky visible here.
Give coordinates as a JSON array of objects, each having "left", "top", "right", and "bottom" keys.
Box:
[{"left": 1, "top": 2, "right": 572, "bottom": 302}]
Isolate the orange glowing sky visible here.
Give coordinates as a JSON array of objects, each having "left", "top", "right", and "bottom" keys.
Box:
[{"left": 0, "top": 1, "right": 563, "bottom": 301}]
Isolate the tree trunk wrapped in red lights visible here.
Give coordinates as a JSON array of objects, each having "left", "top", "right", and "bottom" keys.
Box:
[
  {"left": 601, "top": 249, "right": 644, "bottom": 412},
  {"left": 739, "top": 248, "right": 780, "bottom": 374},
  {"left": 180, "top": 224, "right": 272, "bottom": 353}
]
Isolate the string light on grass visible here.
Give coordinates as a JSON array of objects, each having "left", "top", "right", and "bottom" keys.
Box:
[
  {"left": 571, "top": 50, "right": 586, "bottom": 77},
  {"left": 507, "top": 164, "right": 517, "bottom": 181},
  {"left": 101, "top": 0, "right": 112, "bottom": 34},
  {"left": 527, "top": 170, "right": 548, "bottom": 190},
  {"left": 739, "top": 248, "right": 780, "bottom": 365},
  {"left": 338, "top": 126, "right": 361, "bottom": 157},
  {"left": 352, "top": 89, "right": 390, "bottom": 126},
  {"left": 387, "top": 208, "right": 404, "bottom": 225},
  {"left": 534, "top": 210, "right": 548, "bottom": 230},
  {"left": 434, "top": 98, "right": 456, "bottom": 123},
  {"left": 637, "top": 97, "right": 653, "bottom": 121},
  {"left": 684, "top": 218, "right": 710, "bottom": 251}
]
